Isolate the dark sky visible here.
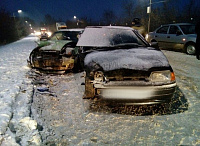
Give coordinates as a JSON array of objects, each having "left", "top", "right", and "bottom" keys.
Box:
[{"left": 0, "top": 0, "right": 126, "bottom": 23}]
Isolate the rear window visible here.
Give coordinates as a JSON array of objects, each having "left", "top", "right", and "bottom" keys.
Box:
[
  {"left": 156, "top": 26, "right": 169, "bottom": 34},
  {"left": 179, "top": 25, "right": 195, "bottom": 34}
]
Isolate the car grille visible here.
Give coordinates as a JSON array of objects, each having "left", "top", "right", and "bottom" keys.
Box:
[
  {"left": 104, "top": 69, "right": 150, "bottom": 81},
  {"left": 41, "top": 51, "right": 62, "bottom": 67}
]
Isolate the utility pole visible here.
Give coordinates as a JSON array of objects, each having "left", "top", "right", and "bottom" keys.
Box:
[
  {"left": 147, "top": 0, "right": 152, "bottom": 33},
  {"left": 147, "top": 0, "right": 166, "bottom": 33}
]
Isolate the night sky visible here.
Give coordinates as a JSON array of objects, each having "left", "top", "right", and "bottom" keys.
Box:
[{"left": 0, "top": 0, "right": 126, "bottom": 23}]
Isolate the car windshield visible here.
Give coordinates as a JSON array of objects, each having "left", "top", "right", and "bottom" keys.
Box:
[
  {"left": 51, "top": 31, "right": 81, "bottom": 41},
  {"left": 77, "top": 27, "right": 147, "bottom": 47},
  {"left": 179, "top": 25, "right": 195, "bottom": 34}
]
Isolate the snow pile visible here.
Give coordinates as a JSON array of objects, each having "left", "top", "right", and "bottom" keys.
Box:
[
  {"left": 14, "top": 117, "right": 41, "bottom": 146},
  {"left": 0, "top": 35, "right": 41, "bottom": 145}
]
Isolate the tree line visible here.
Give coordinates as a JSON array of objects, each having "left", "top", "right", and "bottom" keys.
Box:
[
  {"left": 0, "top": 0, "right": 199, "bottom": 44},
  {"left": 0, "top": 8, "right": 35, "bottom": 44}
]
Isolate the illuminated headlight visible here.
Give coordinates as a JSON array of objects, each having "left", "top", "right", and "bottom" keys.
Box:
[
  {"left": 47, "top": 32, "right": 52, "bottom": 37},
  {"left": 149, "top": 70, "right": 175, "bottom": 83},
  {"left": 145, "top": 34, "right": 148, "bottom": 40},
  {"left": 182, "top": 38, "right": 186, "bottom": 42},
  {"left": 94, "top": 71, "right": 104, "bottom": 82},
  {"left": 35, "top": 31, "right": 41, "bottom": 36}
]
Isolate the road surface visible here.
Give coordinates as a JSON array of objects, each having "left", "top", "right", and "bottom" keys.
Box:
[{"left": 0, "top": 36, "right": 200, "bottom": 145}]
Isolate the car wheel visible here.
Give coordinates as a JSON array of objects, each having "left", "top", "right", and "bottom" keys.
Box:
[
  {"left": 83, "top": 77, "right": 95, "bottom": 99},
  {"left": 185, "top": 43, "right": 196, "bottom": 55}
]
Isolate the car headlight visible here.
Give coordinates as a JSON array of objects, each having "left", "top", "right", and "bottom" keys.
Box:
[
  {"left": 94, "top": 71, "right": 104, "bottom": 82},
  {"left": 149, "top": 70, "right": 175, "bottom": 83},
  {"left": 145, "top": 34, "right": 148, "bottom": 40}
]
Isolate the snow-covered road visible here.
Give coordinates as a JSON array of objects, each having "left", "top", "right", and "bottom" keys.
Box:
[
  {"left": 0, "top": 35, "right": 40, "bottom": 145},
  {"left": 0, "top": 35, "right": 200, "bottom": 145}
]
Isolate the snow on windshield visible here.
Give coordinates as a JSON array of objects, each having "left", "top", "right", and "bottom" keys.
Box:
[{"left": 77, "top": 27, "right": 145, "bottom": 47}]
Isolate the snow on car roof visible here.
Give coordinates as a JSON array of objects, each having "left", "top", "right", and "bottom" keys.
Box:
[
  {"left": 77, "top": 26, "right": 139, "bottom": 47},
  {"left": 161, "top": 23, "right": 194, "bottom": 27},
  {"left": 58, "top": 28, "right": 84, "bottom": 32}
]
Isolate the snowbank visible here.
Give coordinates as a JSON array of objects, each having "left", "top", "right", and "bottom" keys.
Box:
[{"left": 0, "top": 35, "right": 42, "bottom": 145}]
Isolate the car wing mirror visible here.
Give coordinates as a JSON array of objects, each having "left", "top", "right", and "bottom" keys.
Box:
[{"left": 150, "top": 42, "right": 159, "bottom": 49}]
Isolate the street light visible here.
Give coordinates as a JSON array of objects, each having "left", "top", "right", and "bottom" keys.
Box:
[
  {"left": 18, "top": 10, "right": 22, "bottom": 13},
  {"left": 73, "top": 16, "right": 79, "bottom": 27},
  {"left": 12, "top": 10, "right": 22, "bottom": 20}
]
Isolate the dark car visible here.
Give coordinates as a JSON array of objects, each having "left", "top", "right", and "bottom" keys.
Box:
[
  {"left": 28, "top": 29, "right": 84, "bottom": 73},
  {"left": 76, "top": 26, "right": 176, "bottom": 104},
  {"left": 40, "top": 32, "right": 49, "bottom": 41},
  {"left": 146, "top": 23, "right": 196, "bottom": 55}
]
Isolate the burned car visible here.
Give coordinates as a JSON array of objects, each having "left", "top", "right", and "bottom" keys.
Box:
[
  {"left": 28, "top": 29, "right": 84, "bottom": 73},
  {"left": 76, "top": 26, "right": 176, "bottom": 104}
]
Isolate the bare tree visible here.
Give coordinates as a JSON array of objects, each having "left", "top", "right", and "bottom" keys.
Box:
[
  {"left": 122, "top": 0, "right": 136, "bottom": 25},
  {"left": 102, "top": 10, "right": 116, "bottom": 25}
]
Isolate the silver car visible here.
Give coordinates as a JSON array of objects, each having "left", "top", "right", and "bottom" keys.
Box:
[{"left": 146, "top": 23, "right": 196, "bottom": 55}]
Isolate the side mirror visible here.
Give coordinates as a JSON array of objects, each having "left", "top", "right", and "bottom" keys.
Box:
[{"left": 150, "top": 42, "right": 159, "bottom": 49}]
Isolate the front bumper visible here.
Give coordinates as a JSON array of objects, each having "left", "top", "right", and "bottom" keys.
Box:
[
  {"left": 31, "top": 57, "right": 74, "bottom": 71},
  {"left": 94, "top": 82, "right": 176, "bottom": 104}
]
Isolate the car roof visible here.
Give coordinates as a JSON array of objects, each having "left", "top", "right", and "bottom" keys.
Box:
[
  {"left": 57, "top": 28, "right": 84, "bottom": 32},
  {"left": 161, "top": 23, "right": 194, "bottom": 26},
  {"left": 86, "top": 26, "right": 134, "bottom": 30}
]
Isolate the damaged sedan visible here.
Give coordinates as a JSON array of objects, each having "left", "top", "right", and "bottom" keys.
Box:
[
  {"left": 28, "top": 29, "right": 84, "bottom": 73},
  {"left": 76, "top": 26, "right": 176, "bottom": 104}
]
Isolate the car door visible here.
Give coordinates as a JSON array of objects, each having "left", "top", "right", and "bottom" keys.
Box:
[
  {"left": 154, "top": 26, "right": 169, "bottom": 48},
  {"left": 166, "top": 25, "right": 185, "bottom": 49}
]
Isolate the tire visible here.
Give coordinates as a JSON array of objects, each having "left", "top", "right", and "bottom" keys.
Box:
[
  {"left": 83, "top": 77, "right": 95, "bottom": 99},
  {"left": 185, "top": 43, "right": 196, "bottom": 55}
]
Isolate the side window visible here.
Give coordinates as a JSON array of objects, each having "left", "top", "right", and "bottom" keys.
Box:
[
  {"left": 169, "top": 26, "right": 179, "bottom": 34},
  {"left": 50, "top": 32, "right": 63, "bottom": 40},
  {"left": 156, "top": 26, "right": 169, "bottom": 34}
]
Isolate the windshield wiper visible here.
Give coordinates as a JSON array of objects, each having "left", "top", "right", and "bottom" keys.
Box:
[{"left": 112, "top": 43, "right": 144, "bottom": 48}]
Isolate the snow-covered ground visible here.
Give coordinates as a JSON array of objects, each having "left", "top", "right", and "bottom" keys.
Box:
[
  {"left": 0, "top": 35, "right": 200, "bottom": 145},
  {"left": 0, "top": 35, "right": 41, "bottom": 145}
]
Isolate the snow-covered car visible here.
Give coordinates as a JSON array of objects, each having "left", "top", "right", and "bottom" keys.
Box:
[
  {"left": 28, "top": 29, "right": 84, "bottom": 73},
  {"left": 76, "top": 26, "right": 177, "bottom": 104},
  {"left": 146, "top": 23, "right": 196, "bottom": 55}
]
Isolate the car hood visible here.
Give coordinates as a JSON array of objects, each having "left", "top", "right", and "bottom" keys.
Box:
[
  {"left": 84, "top": 47, "right": 170, "bottom": 71},
  {"left": 38, "top": 40, "right": 71, "bottom": 51}
]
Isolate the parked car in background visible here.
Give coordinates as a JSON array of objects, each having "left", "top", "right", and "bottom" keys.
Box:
[
  {"left": 76, "top": 26, "right": 176, "bottom": 104},
  {"left": 39, "top": 27, "right": 52, "bottom": 40},
  {"left": 56, "top": 22, "right": 67, "bottom": 30},
  {"left": 28, "top": 28, "right": 84, "bottom": 73},
  {"left": 40, "top": 32, "right": 49, "bottom": 41},
  {"left": 146, "top": 23, "right": 196, "bottom": 55}
]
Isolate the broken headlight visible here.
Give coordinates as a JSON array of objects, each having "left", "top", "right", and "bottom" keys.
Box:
[
  {"left": 94, "top": 71, "right": 104, "bottom": 82},
  {"left": 149, "top": 70, "right": 175, "bottom": 83}
]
